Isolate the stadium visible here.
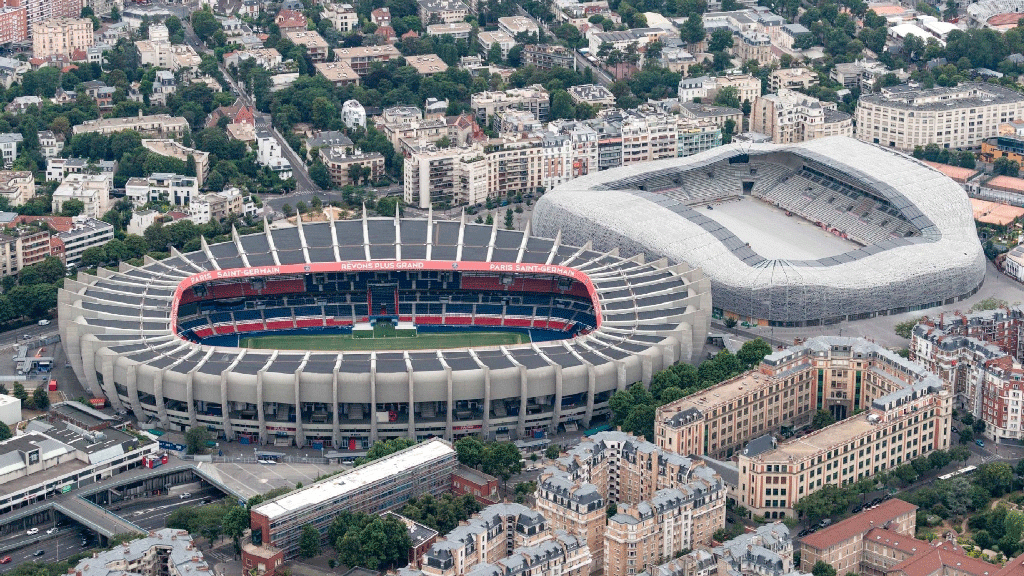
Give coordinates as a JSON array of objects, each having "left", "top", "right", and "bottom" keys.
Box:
[
  {"left": 532, "top": 136, "right": 987, "bottom": 327},
  {"left": 58, "top": 214, "right": 710, "bottom": 449}
]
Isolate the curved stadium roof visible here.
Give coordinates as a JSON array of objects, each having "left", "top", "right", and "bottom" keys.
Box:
[{"left": 531, "top": 136, "right": 986, "bottom": 325}]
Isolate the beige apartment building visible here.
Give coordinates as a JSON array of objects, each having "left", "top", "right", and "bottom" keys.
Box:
[
  {"left": 536, "top": 431, "right": 726, "bottom": 576},
  {"left": 334, "top": 45, "right": 401, "bottom": 75},
  {"left": 770, "top": 67, "right": 818, "bottom": 92},
  {"left": 404, "top": 503, "right": 593, "bottom": 576},
  {"left": 319, "top": 147, "right": 385, "bottom": 187},
  {"left": 470, "top": 84, "right": 550, "bottom": 122},
  {"left": 620, "top": 110, "right": 678, "bottom": 165},
  {"left": 711, "top": 73, "right": 762, "bottom": 106},
  {"left": 751, "top": 89, "right": 852, "bottom": 144},
  {"left": 855, "top": 83, "right": 1024, "bottom": 150},
  {"left": 72, "top": 113, "right": 189, "bottom": 138},
  {"left": 0, "top": 228, "right": 52, "bottom": 276},
  {"left": 656, "top": 337, "right": 953, "bottom": 519},
  {"left": 0, "top": 171, "right": 34, "bottom": 206},
  {"left": 141, "top": 139, "right": 210, "bottom": 188},
  {"left": 32, "top": 18, "right": 91, "bottom": 59}
]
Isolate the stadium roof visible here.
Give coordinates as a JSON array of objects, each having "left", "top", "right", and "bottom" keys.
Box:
[{"left": 532, "top": 136, "right": 986, "bottom": 324}]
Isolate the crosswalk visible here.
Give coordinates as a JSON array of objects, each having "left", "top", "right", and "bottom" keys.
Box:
[{"left": 205, "top": 550, "right": 232, "bottom": 562}]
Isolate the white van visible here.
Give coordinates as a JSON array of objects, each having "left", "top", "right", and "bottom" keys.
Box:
[{"left": 38, "top": 319, "right": 50, "bottom": 326}]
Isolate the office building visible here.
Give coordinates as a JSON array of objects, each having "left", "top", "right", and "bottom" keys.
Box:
[
  {"left": 246, "top": 439, "right": 457, "bottom": 560},
  {"left": 856, "top": 83, "right": 1024, "bottom": 150}
]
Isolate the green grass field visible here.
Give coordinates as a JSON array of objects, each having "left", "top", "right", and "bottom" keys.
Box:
[{"left": 240, "top": 330, "right": 529, "bottom": 351}]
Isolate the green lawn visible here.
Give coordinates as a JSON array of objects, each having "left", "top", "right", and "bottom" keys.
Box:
[{"left": 240, "top": 330, "right": 529, "bottom": 352}]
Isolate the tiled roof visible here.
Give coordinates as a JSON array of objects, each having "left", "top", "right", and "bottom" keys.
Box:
[{"left": 800, "top": 499, "right": 917, "bottom": 550}]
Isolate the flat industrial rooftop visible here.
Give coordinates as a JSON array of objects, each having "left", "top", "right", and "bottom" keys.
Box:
[{"left": 702, "top": 197, "right": 859, "bottom": 260}]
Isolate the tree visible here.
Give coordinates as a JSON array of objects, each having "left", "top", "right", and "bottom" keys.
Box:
[
  {"left": 812, "top": 409, "right": 836, "bottom": 429},
  {"left": 299, "top": 524, "right": 321, "bottom": 558},
  {"left": 185, "top": 426, "right": 212, "bottom": 455},
  {"left": 482, "top": 442, "right": 523, "bottom": 491},
  {"left": 0, "top": 421, "right": 10, "bottom": 441},
  {"left": 376, "top": 196, "right": 403, "bottom": 217},
  {"left": 812, "top": 561, "right": 837, "bottom": 576},
  {"left": 504, "top": 208, "right": 514, "bottom": 230},
  {"left": 545, "top": 444, "right": 561, "bottom": 459},
  {"left": 622, "top": 404, "right": 656, "bottom": 441},
  {"left": 12, "top": 383, "right": 27, "bottom": 402},
  {"left": 223, "top": 506, "right": 249, "bottom": 552},
  {"left": 737, "top": 338, "right": 772, "bottom": 369},
  {"left": 708, "top": 29, "right": 734, "bottom": 53},
  {"left": 681, "top": 15, "right": 705, "bottom": 45},
  {"left": 355, "top": 438, "right": 416, "bottom": 466},
  {"left": 894, "top": 319, "right": 919, "bottom": 339},
  {"left": 456, "top": 437, "right": 487, "bottom": 468},
  {"left": 550, "top": 90, "right": 576, "bottom": 120},
  {"left": 33, "top": 387, "right": 49, "bottom": 411},
  {"left": 80, "top": 246, "right": 108, "bottom": 268},
  {"left": 977, "top": 462, "right": 1014, "bottom": 496},
  {"left": 282, "top": 204, "right": 295, "bottom": 217},
  {"left": 60, "top": 199, "right": 85, "bottom": 217},
  {"left": 714, "top": 86, "right": 741, "bottom": 109},
  {"left": 310, "top": 160, "right": 332, "bottom": 189}
]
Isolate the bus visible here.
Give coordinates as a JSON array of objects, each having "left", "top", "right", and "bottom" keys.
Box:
[{"left": 937, "top": 465, "right": 977, "bottom": 481}]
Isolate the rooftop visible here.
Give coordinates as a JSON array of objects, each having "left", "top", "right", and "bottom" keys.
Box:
[
  {"left": 252, "top": 439, "right": 455, "bottom": 520},
  {"left": 407, "top": 54, "right": 449, "bottom": 74},
  {"left": 800, "top": 499, "right": 918, "bottom": 550},
  {"left": 72, "top": 529, "right": 209, "bottom": 576},
  {"left": 862, "top": 82, "right": 1024, "bottom": 111}
]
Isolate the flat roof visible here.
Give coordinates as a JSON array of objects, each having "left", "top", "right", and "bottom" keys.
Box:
[
  {"left": 253, "top": 438, "right": 454, "bottom": 520},
  {"left": 753, "top": 412, "right": 880, "bottom": 462}
]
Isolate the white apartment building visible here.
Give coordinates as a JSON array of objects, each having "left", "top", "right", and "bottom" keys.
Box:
[
  {"left": 322, "top": 2, "right": 358, "bottom": 32},
  {"left": 856, "top": 83, "right": 1024, "bottom": 150},
  {"left": 141, "top": 139, "right": 210, "bottom": 188},
  {"left": 257, "top": 129, "right": 293, "bottom": 179},
  {"left": 342, "top": 99, "right": 366, "bottom": 129},
  {"left": 426, "top": 22, "right": 472, "bottom": 39},
  {"left": 52, "top": 174, "right": 111, "bottom": 219},
  {"left": 0, "top": 171, "right": 34, "bottom": 206},
  {"left": 497, "top": 16, "right": 539, "bottom": 37},
  {"left": 57, "top": 217, "right": 115, "bottom": 267},
  {"left": 73, "top": 113, "right": 190, "bottom": 138},
  {"left": 471, "top": 84, "right": 550, "bottom": 122},
  {"left": 751, "top": 89, "right": 853, "bottom": 144},
  {"left": 478, "top": 30, "right": 516, "bottom": 59},
  {"left": 46, "top": 157, "right": 117, "bottom": 182},
  {"left": 0, "top": 133, "right": 22, "bottom": 167},
  {"left": 38, "top": 130, "right": 63, "bottom": 159},
  {"left": 188, "top": 187, "right": 248, "bottom": 224},
  {"left": 32, "top": 18, "right": 92, "bottom": 59},
  {"left": 127, "top": 209, "right": 161, "bottom": 236},
  {"left": 151, "top": 70, "right": 176, "bottom": 105},
  {"left": 125, "top": 173, "right": 200, "bottom": 207}
]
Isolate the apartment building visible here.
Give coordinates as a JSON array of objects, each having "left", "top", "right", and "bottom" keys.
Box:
[
  {"left": 656, "top": 337, "right": 952, "bottom": 518},
  {"left": 315, "top": 62, "right": 360, "bottom": 86},
  {"left": 568, "top": 84, "right": 615, "bottom": 109},
  {"left": 342, "top": 99, "right": 366, "bottom": 129},
  {"left": 0, "top": 227, "right": 50, "bottom": 276},
  {"left": 246, "top": 439, "right": 456, "bottom": 560},
  {"left": 522, "top": 44, "right": 575, "bottom": 70},
  {"left": 0, "top": 171, "right": 33, "bottom": 206},
  {"left": 73, "top": 529, "right": 210, "bottom": 576},
  {"left": 769, "top": 67, "right": 818, "bottom": 92},
  {"left": 477, "top": 30, "right": 516, "bottom": 59},
  {"left": 125, "top": 173, "right": 199, "bottom": 207},
  {"left": 51, "top": 174, "right": 111, "bottom": 219},
  {"left": 0, "top": 133, "right": 21, "bottom": 167},
  {"left": 38, "top": 130, "right": 63, "bottom": 159},
  {"left": 284, "top": 30, "right": 328, "bottom": 62},
  {"left": 751, "top": 89, "right": 852, "bottom": 144},
  {"left": 32, "top": 18, "right": 91, "bottom": 59},
  {"left": 712, "top": 73, "right": 762, "bottom": 106},
  {"left": 275, "top": 9, "right": 306, "bottom": 33},
  {"left": 188, "top": 187, "right": 248, "bottom": 224},
  {"left": 72, "top": 113, "right": 189, "bottom": 138},
  {"left": 22, "top": 0, "right": 79, "bottom": 39},
  {"left": 136, "top": 41, "right": 202, "bottom": 71},
  {"left": 417, "top": 0, "right": 468, "bottom": 24},
  {"left": 471, "top": 84, "right": 550, "bottom": 122},
  {"left": 403, "top": 502, "right": 591, "bottom": 576},
  {"left": 855, "top": 83, "right": 1024, "bottom": 150},
  {"left": 256, "top": 129, "right": 292, "bottom": 179},
  {"left": 319, "top": 147, "right": 385, "bottom": 187},
  {"left": 498, "top": 16, "right": 538, "bottom": 37},
  {"left": 911, "top": 309, "right": 1024, "bottom": 444},
  {"left": 141, "top": 139, "right": 209, "bottom": 188},
  {"left": 57, "top": 217, "right": 114, "bottom": 267},
  {"left": 0, "top": 5, "right": 26, "bottom": 45},
  {"left": 426, "top": 22, "right": 472, "bottom": 39},
  {"left": 46, "top": 157, "right": 116, "bottom": 182},
  {"left": 798, "top": 499, "right": 918, "bottom": 575},
  {"left": 333, "top": 44, "right": 401, "bottom": 75},
  {"left": 536, "top": 431, "right": 725, "bottom": 575},
  {"left": 224, "top": 47, "right": 283, "bottom": 70},
  {"left": 679, "top": 102, "right": 743, "bottom": 130},
  {"left": 620, "top": 109, "right": 678, "bottom": 164},
  {"left": 322, "top": 2, "right": 357, "bottom": 32},
  {"left": 549, "top": 120, "right": 598, "bottom": 178},
  {"left": 677, "top": 118, "right": 722, "bottom": 157}
]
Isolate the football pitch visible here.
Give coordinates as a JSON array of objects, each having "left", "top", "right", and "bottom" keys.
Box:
[{"left": 240, "top": 330, "right": 530, "bottom": 351}]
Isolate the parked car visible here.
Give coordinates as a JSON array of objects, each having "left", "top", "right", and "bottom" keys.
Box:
[
  {"left": 976, "top": 439, "right": 985, "bottom": 447},
  {"left": 179, "top": 492, "right": 191, "bottom": 499},
  {"left": 33, "top": 550, "right": 44, "bottom": 556},
  {"left": 46, "top": 528, "right": 56, "bottom": 535},
  {"left": 819, "top": 518, "right": 832, "bottom": 528},
  {"left": 26, "top": 528, "right": 38, "bottom": 535},
  {"left": 1, "top": 556, "right": 12, "bottom": 564}
]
